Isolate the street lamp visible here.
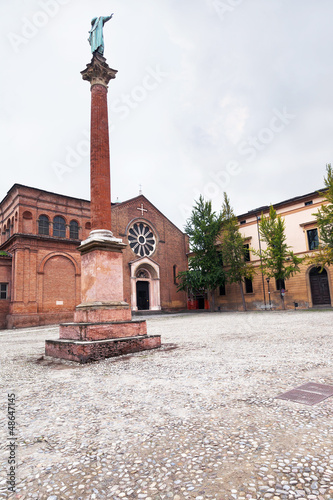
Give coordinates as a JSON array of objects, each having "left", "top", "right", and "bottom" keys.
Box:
[{"left": 266, "top": 277, "right": 271, "bottom": 309}]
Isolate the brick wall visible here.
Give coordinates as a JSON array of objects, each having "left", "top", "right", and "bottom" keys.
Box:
[
  {"left": 0, "top": 186, "right": 188, "bottom": 328},
  {"left": 111, "top": 195, "right": 188, "bottom": 310},
  {"left": 0, "top": 257, "right": 12, "bottom": 329}
]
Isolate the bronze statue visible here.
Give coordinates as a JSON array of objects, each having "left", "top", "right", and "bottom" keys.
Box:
[{"left": 88, "top": 15, "right": 113, "bottom": 56}]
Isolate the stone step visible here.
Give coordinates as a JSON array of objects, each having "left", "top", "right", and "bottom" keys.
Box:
[
  {"left": 59, "top": 319, "right": 147, "bottom": 341},
  {"left": 45, "top": 335, "right": 161, "bottom": 363}
]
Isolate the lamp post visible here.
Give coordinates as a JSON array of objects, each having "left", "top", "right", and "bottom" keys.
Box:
[
  {"left": 256, "top": 215, "right": 267, "bottom": 309},
  {"left": 266, "top": 277, "right": 271, "bottom": 309}
]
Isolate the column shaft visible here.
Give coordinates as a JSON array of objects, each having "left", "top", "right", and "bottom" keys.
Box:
[{"left": 90, "top": 83, "right": 111, "bottom": 231}]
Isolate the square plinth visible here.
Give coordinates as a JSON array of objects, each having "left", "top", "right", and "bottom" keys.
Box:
[
  {"left": 45, "top": 335, "right": 161, "bottom": 363},
  {"left": 74, "top": 303, "right": 132, "bottom": 323}
]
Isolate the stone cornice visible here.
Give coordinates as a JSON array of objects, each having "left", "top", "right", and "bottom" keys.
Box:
[
  {"left": 0, "top": 233, "right": 81, "bottom": 252},
  {"left": 79, "top": 230, "right": 126, "bottom": 255}
]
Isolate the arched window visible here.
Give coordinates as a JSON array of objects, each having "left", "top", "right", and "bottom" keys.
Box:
[
  {"left": 22, "top": 211, "right": 32, "bottom": 220},
  {"left": 136, "top": 268, "right": 150, "bottom": 279},
  {"left": 22, "top": 211, "right": 33, "bottom": 234},
  {"left": 173, "top": 265, "right": 178, "bottom": 285},
  {"left": 38, "top": 215, "right": 50, "bottom": 236},
  {"left": 4, "top": 223, "right": 10, "bottom": 240},
  {"left": 70, "top": 220, "right": 79, "bottom": 239},
  {"left": 53, "top": 216, "right": 66, "bottom": 238}
]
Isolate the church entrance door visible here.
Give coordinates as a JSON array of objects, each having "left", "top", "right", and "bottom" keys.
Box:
[
  {"left": 310, "top": 267, "right": 331, "bottom": 306},
  {"left": 136, "top": 281, "right": 150, "bottom": 310}
]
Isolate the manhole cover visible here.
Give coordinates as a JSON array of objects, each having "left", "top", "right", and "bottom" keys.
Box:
[{"left": 276, "top": 382, "right": 333, "bottom": 406}]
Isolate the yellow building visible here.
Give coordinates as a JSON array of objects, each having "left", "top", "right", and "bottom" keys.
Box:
[{"left": 216, "top": 189, "right": 332, "bottom": 311}]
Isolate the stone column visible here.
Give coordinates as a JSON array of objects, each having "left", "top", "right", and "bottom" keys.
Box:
[
  {"left": 45, "top": 51, "right": 161, "bottom": 363},
  {"left": 77, "top": 53, "right": 130, "bottom": 321},
  {"left": 81, "top": 53, "right": 117, "bottom": 233},
  {"left": 90, "top": 83, "right": 111, "bottom": 230}
]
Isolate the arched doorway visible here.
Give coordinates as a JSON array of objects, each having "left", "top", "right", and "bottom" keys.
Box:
[
  {"left": 310, "top": 267, "right": 331, "bottom": 306},
  {"left": 130, "top": 257, "right": 161, "bottom": 311},
  {"left": 136, "top": 281, "right": 149, "bottom": 310}
]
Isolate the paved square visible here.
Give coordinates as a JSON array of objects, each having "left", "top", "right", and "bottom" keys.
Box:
[{"left": 0, "top": 310, "right": 333, "bottom": 499}]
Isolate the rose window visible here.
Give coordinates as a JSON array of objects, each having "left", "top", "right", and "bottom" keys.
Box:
[{"left": 128, "top": 222, "right": 156, "bottom": 257}]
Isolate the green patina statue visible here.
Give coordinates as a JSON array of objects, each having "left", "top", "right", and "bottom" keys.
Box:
[{"left": 88, "top": 14, "right": 113, "bottom": 56}]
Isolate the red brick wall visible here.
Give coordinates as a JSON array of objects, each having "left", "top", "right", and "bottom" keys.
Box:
[
  {"left": 0, "top": 185, "right": 92, "bottom": 245},
  {"left": 41, "top": 255, "right": 77, "bottom": 313},
  {"left": 4, "top": 236, "right": 81, "bottom": 327},
  {"left": 0, "top": 186, "right": 188, "bottom": 328},
  {"left": 111, "top": 196, "right": 188, "bottom": 310},
  {"left": 0, "top": 257, "right": 12, "bottom": 329}
]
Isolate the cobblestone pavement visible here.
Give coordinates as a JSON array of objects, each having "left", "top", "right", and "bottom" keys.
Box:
[{"left": 0, "top": 310, "right": 333, "bottom": 500}]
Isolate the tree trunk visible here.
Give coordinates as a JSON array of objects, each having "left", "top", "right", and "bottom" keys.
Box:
[
  {"left": 281, "top": 295, "right": 286, "bottom": 310},
  {"left": 209, "top": 290, "right": 215, "bottom": 312},
  {"left": 239, "top": 281, "right": 247, "bottom": 311}
]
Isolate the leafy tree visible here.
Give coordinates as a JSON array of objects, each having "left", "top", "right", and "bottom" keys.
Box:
[
  {"left": 311, "top": 164, "right": 333, "bottom": 268},
  {"left": 257, "top": 205, "right": 303, "bottom": 309},
  {"left": 221, "top": 193, "right": 255, "bottom": 311},
  {"left": 177, "top": 195, "right": 225, "bottom": 310}
]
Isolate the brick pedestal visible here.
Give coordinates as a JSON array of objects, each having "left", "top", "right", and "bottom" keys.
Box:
[
  {"left": 45, "top": 54, "right": 161, "bottom": 363},
  {"left": 45, "top": 335, "right": 161, "bottom": 364}
]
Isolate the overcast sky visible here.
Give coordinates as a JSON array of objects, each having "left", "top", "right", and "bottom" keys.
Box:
[{"left": 1, "top": 0, "right": 332, "bottom": 230}]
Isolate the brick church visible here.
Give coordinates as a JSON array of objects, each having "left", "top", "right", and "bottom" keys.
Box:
[{"left": 0, "top": 184, "right": 189, "bottom": 329}]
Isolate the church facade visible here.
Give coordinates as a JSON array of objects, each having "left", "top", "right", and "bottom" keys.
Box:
[{"left": 0, "top": 184, "right": 189, "bottom": 329}]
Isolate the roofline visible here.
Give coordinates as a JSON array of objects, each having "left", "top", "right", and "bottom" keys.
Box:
[
  {"left": 237, "top": 187, "right": 328, "bottom": 219},
  {"left": 0, "top": 185, "right": 185, "bottom": 235},
  {"left": 112, "top": 194, "right": 186, "bottom": 235},
  {"left": 0, "top": 183, "right": 90, "bottom": 206}
]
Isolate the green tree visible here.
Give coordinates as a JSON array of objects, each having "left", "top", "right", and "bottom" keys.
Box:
[
  {"left": 221, "top": 193, "right": 255, "bottom": 311},
  {"left": 257, "top": 205, "right": 303, "bottom": 309},
  {"left": 311, "top": 164, "right": 333, "bottom": 268},
  {"left": 177, "top": 195, "right": 225, "bottom": 310}
]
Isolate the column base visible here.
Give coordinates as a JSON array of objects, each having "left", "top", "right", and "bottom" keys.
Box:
[
  {"left": 45, "top": 305, "right": 161, "bottom": 363},
  {"left": 45, "top": 335, "right": 161, "bottom": 364}
]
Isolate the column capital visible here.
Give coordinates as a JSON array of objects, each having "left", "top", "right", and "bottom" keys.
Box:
[{"left": 81, "top": 53, "right": 118, "bottom": 88}]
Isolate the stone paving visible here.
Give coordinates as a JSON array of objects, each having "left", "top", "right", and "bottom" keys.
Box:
[{"left": 0, "top": 310, "right": 333, "bottom": 500}]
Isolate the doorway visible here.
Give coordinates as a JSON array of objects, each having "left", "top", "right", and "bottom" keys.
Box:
[
  {"left": 310, "top": 267, "right": 331, "bottom": 306},
  {"left": 136, "top": 281, "right": 150, "bottom": 310}
]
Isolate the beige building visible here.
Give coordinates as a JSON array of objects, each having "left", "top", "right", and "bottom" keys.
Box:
[{"left": 215, "top": 189, "right": 332, "bottom": 311}]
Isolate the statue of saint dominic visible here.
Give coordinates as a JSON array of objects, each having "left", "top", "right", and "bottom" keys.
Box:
[{"left": 88, "top": 14, "right": 113, "bottom": 56}]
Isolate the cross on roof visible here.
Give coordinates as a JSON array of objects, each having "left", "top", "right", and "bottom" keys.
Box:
[{"left": 137, "top": 203, "right": 147, "bottom": 217}]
